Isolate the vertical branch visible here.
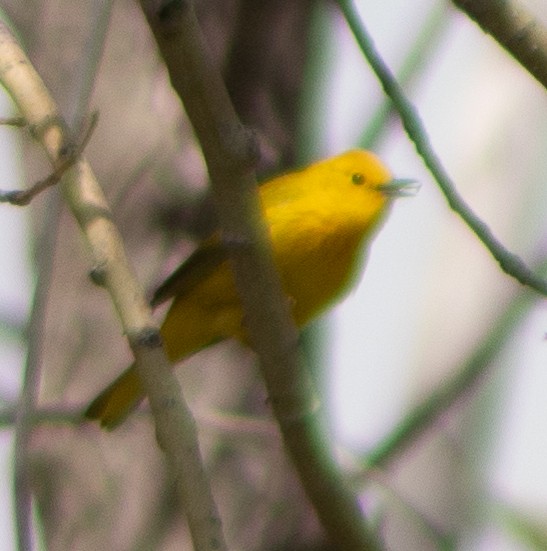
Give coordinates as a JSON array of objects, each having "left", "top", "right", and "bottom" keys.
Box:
[
  {"left": 13, "top": 194, "right": 61, "bottom": 551},
  {"left": 69, "top": 0, "right": 115, "bottom": 132},
  {"left": 139, "top": 2, "right": 381, "bottom": 549}
]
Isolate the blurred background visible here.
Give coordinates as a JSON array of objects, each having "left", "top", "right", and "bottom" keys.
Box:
[{"left": 0, "top": 0, "right": 546, "bottom": 549}]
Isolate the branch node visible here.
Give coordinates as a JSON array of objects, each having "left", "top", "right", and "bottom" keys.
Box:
[
  {"left": 27, "top": 114, "right": 66, "bottom": 142},
  {"left": 128, "top": 327, "right": 163, "bottom": 350},
  {"left": 157, "top": 0, "right": 189, "bottom": 23},
  {"left": 0, "top": 111, "right": 99, "bottom": 207},
  {"left": 89, "top": 263, "right": 108, "bottom": 287},
  {"left": 221, "top": 230, "right": 254, "bottom": 252},
  {"left": 218, "top": 123, "right": 261, "bottom": 172}
]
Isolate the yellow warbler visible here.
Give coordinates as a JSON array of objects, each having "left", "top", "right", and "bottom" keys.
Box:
[{"left": 85, "top": 150, "right": 414, "bottom": 429}]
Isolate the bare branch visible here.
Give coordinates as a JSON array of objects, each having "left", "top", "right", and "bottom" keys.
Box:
[
  {"left": 0, "top": 115, "right": 26, "bottom": 126},
  {"left": 338, "top": 0, "right": 547, "bottom": 297},
  {"left": 0, "top": 113, "right": 98, "bottom": 206},
  {"left": 139, "top": 1, "right": 382, "bottom": 549},
  {"left": 452, "top": 0, "right": 547, "bottom": 90},
  {"left": 0, "top": 20, "right": 226, "bottom": 551},
  {"left": 365, "top": 258, "right": 547, "bottom": 469}
]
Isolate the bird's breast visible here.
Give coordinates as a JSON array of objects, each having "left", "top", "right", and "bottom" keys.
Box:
[{"left": 269, "top": 210, "right": 369, "bottom": 326}]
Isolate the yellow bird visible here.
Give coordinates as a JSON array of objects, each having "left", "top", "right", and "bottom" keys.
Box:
[{"left": 85, "top": 150, "right": 414, "bottom": 429}]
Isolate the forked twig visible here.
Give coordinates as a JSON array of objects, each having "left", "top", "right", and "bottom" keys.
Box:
[{"left": 0, "top": 112, "right": 98, "bottom": 206}]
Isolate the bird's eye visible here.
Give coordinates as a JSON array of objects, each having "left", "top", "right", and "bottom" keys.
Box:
[{"left": 351, "top": 172, "right": 365, "bottom": 185}]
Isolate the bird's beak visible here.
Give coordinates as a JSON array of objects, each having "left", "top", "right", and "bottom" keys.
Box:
[{"left": 379, "top": 178, "right": 419, "bottom": 197}]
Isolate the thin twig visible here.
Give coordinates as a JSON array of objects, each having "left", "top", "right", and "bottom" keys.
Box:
[
  {"left": 0, "top": 113, "right": 98, "bottom": 206},
  {"left": 338, "top": 0, "right": 547, "bottom": 297},
  {"left": 0, "top": 309, "right": 26, "bottom": 341},
  {"left": 13, "top": 194, "right": 61, "bottom": 551},
  {"left": 358, "top": 1, "right": 450, "bottom": 149},
  {"left": 366, "top": 469, "right": 454, "bottom": 548},
  {"left": 68, "top": 0, "right": 114, "bottom": 134},
  {"left": 365, "top": 258, "right": 546, "bottom": 469},
  {"left": 0, "top": 405, "right": 81, "bottom": 426},
  {"left": 0, "top": 404, "right": 278, "bottom": 440},
  {"left": 452, "top": 0, "right": 547, "bottom": 90},
  {"left": 0, "top": 115, "right": 26, "bottom": 126}
]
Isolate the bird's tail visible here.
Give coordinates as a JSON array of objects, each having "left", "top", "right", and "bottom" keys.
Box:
[{"left": 84, "top": 363, "right": 144, "bottom": 430}]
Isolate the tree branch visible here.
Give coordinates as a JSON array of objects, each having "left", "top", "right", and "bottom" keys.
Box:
[
  {"left": 0, "top": 21, "right": 226, "bottom": 551},
  {"left": 452, "top": 0, "right": 547, "bottom": 90},
  {"left": 12, "top": 192, "right": 61, "bottom": 551},
  {"left": 0, "top": 113, "right": 98, "bottom": 205},
  {"left": 139, "top": 1, "right": 381, "bottom": 549},
  {"left": 365, "top": 258, "right": 547, "bottom": 469},
  {"left": 338, "top": 0, "right": 547, "bottom": 297}
]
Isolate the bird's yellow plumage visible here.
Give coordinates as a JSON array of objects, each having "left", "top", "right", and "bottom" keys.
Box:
[{"left": 85, "top": 150, "right": 413, "bottom": 428}]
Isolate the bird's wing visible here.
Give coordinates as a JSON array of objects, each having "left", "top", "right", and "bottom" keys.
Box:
[{"left": 150, "top": 234, "right": 228, "bottom": 307}]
